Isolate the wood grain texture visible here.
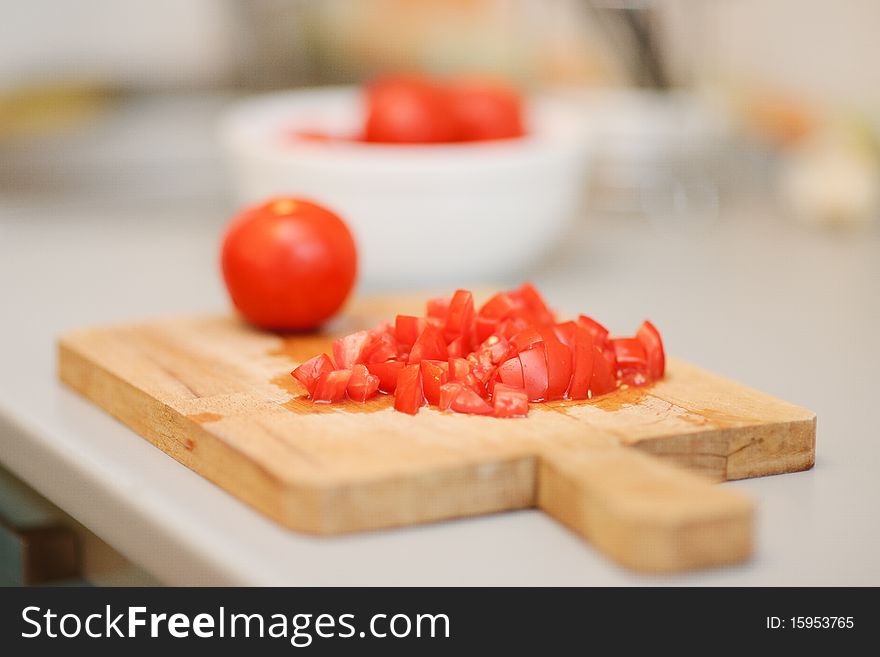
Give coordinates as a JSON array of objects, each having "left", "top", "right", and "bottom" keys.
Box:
[{"left": 56, "top": 299, "right": 816, "bottom": 572}]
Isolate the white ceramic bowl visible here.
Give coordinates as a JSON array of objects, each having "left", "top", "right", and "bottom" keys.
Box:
[{"left": 220, "top": 87, "right": 591, "bottom": 287}]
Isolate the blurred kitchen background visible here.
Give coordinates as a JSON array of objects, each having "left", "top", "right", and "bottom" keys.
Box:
[{"left": 4, "top": 0, "right": 880, "bottom": 239}]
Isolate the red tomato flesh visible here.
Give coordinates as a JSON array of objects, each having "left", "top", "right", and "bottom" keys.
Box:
[
  {"left": 541, "top": 328, "right": 572, "bottom": 401},
  {"left": 312, "top": 369, "right": 352, "bottom": 403},
  {"left": 292, "top": 353, "right": 334, "bottom": 395},
  {"left": 519, "top": 345, "right": 549, "bottom": 402},
  {"left": 590, "top": 346, "right": 617, "bottom": 397},
  {"left": 408, "top": 324, "right": 448, "bottom": 364},
  {"left": 420, "top": 359, "right": 449, "bottom": 406},
  {"left": 450, "top": 387, "right": 494, "bottom": 415},
  {"left": 394, "top": 364, "right": 425, "bottom": 414},
  {"left": 568, "top": 326, "right": 594, "bottom": 400},
  {"left": 492, "top": 384, "right": 529, "bottom": 418},
  {"left": 347, "top": 364, "right": 380, "bottom": 402},
  {"left": 637, "top": 320, "right": 666, "bottom": 380},
  {"left": 395, "top": 315, "right": 426, "bottom": 347},
  {"left": 366, "top": 360, "right": 406, "bottom": 393},
  {"left": 291, "top": 284, "right": 665, "bottom": 417}
]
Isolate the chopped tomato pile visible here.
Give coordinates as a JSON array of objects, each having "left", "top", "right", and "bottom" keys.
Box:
[{"left": 291, "top": 284, "right": 665, "bottom": 418}]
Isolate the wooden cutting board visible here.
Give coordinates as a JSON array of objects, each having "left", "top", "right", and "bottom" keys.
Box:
[{"left": 57, "top": 297, "right": 816, "bottom": 573}]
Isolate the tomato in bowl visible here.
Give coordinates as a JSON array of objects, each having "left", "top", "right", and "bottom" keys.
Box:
[{"left": 220, "top": 85, "right": 591, "bottom": 286}]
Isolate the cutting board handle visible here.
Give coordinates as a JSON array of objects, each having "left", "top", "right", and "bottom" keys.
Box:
[{"left": 538, "top": 445, "right": 754, "bottom": 572}]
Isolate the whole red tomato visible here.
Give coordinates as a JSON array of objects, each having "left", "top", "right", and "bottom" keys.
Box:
[
  {"left": 363, "top": 75, "right": 458, "bottom": 144},
  {"left": 446, "top": 78, "right": 525, "bottom": 141},
  {"left": 221, "top": 198, "right": 357, "bottom": 330}
]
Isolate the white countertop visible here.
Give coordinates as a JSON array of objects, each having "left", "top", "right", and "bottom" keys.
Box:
[{"left": 1, "top": 95, "right": 879, "bottom": 585}]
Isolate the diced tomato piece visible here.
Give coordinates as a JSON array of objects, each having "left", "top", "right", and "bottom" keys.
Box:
[
  {"left": 477, "top": 334, "right": 514, "bottom": 364},
  {"left": 366, "top": 360, "right": 406, "bottom": 393},
  {"left": 589, "top": 345, "right": 617, "bottom": 396},
  {"left": 519, "top": 345, "right": 549, "bottom": 402},
  {"left": 394, "top": 363, "right": 424, "bottom": 414},
  {"left": 577, "top": 315, "right": 609, "bottom": 345},
  {"left": 613, "top": 336, "right": 650, "bottom": 387},
  {"left": 515, "top": 283, "right": 555, "bottom": 325},
  {"left": 420, "top": 359, "right": 449, "bottom": 405},
  {"left": 463, "top": 372, "right": 486, "bottom": 395},
  {"left": 426, "top": 296, "right": 451, "bottom": 319},
  {"left": 438, "top": 382, "right": 465, "bottom": 411},
  {"left": 444, "top": 289, "right": 475, "bottom": 348},
  {"left": 447, "top": 335, "right": 466, "bottom": 358},
  {"left": 511, "top": 327, "right": 544, "bottom": 353},
  {"left": 612, "top": 337, "right": 647, "bottom": 368},
  {"left": 332, "top": 330, "right": 369, "bottom": 369},
  {"left": 362, "top": 323, "right": 399, "bottom": 363},
  {"left": 450, "top": 387, "right": 493, "bottom": 415},
  {"left": 467, "top": 356, "right": 494, "bottom": 385},
  {"left": 636, "top": 320, "right": 665, "bottom": 380},
  {"left": 478, "top": 292, "right": 518, "bottom": 321},
  {"left": 291, "top": 353, "right": 335, "bottom": 395},
  {"left": 540, "top": 328, "right": 572, "bottom": 401},
  {"left": 497, "top": 356, "right": 525, "bottom": 389},
  {"left": 346, "top": 364, "right": 380, "bottom": 402},
  {"left": 568, "top": 326, "right": 594, "bottom": 400},
  {"left": 408, "top": 324, "right": 448, "bottom": 364},
  {"left": 492, "top": 383, "right": 529, "bottom": 418},
  {"left": 395, "top": 315, "right": 426, "bottom": 347},
  {"left": 448, "top": 357, "right": 471, "bottom": 382},
  {"left": 553, "top": 321, "right": 577, "bottom": 349},
  {"left": 495, "top": 317, "right": 528, "bottom": 339},
  {"left": 313, "top": 369, "right": 352, "bottom": 403},
  {"left": 475, "top": 316, "right": 498, "bottom": 343}
]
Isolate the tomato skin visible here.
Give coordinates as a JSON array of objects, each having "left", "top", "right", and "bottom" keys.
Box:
[
  {"left": 443, "top": 289, "right": 475, "bottom": 350},
  {"left": 426, "top": 296, "right": 451, "bottom": 319},
  {"left": 568, "top": 326, "right": 594, "bottom": 400},
  {"left": 577, "top": 315, "right": 609, "bottom": 345},
  {"left": 515, "top": 283, "right": 555, "bottom": 325},
  {"left": 408, "top": 324, "right": 448, "bottom": 364},
  {"left": 313, "top": 369, "right": 352, "bottom": 403},
  {"left": 446, "top": 78, "right": 525, "bottom": 142},
  {"left": 363, "top": 76, "right": 458, "bottom": 144},
  {"left": 346, "top": 364, "right": 380, "bottom": 402},
  {"left": 221, "top": 198, "right": 356, "bottom": 330},
  {"left": 361, "top": 324, "right": 398, "bottom": 363},
  {"left": 611, "top": 337, "right": 649, "bottom": 385},
  {"left": 611, "top": 337, "right": 647, "bottom": 369},
  {"left": 393, "top": 363, "right": 425, "bottom": 414},
  {"left": 479, "top": 292, "right": 518, "bottom": 320},
  {"left": 511, "top": 327, "right": 544, "bottom": 353},
  {"left": 540, "top": 328, "right": 572, "bottom": 401},
  {"left": 291, "top": 353, "right": 334, "bottom": 395},
  {"left": 553, "top": 321, "right": 577, "bottom": 349},
  {"left": 366, "top": 360, "right": 405, "bottom": 393},
  {"left": 589, "top": 345, "right": 617, "bottom": 396},
  {"left": 497, "top": 356, "right": 525, "bottom": 389},
  {"left": 333, "top": 330, "right": 369, "bottom": 369},
  {"left": 636, "top": 320, "right": 665, "bottom": 380},
  {"left": 519, "top": 345, "right": 549, "bottom": 402},
  {"left": 420, "top": 359, "right": 449, "bottom": 405},
  {"left": 395, "top": 315, "right": 426, "bottom": 347},
  {"left": 492, "top": 383, "right": 529, "bottom": 418},
  {"left": 446, "top": 336, "right": 466, "bottom": 358}
]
